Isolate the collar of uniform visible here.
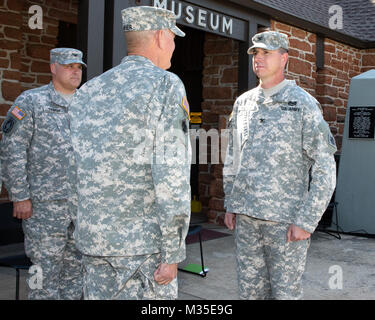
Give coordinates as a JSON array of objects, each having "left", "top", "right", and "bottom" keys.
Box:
[
  {"left": 254, "top": 85, "right": 266, "bottom": 104},
  {"left": 270, "top": 80, "right": 297, "bottom": 101},
  {"left": 121, "top": 54, "right": 156, "bottom": 67},
  {"left": 48, "top": 81, "right": 72, "bottom": 108},
  {"left": 259, "top": 80, "right": 296, "bottom": 104}
]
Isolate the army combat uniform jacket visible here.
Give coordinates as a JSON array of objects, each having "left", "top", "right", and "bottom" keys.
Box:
[
  {"left": 224, "top": 80, "right": 337, "bottom": 233},
  {"left": 1, "top": 82, "right": 74, "bottom": 202},
  {"left": 69, "top": 55, "right": 191, "bottom": 264}
]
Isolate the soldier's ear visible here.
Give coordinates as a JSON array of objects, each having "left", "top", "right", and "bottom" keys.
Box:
[
  {"left": 154, "top": 30, "right": 163, "bottom": 49},
  {"left": 50, "top": 63, "right": 56, "bottom": 76},
  {"left": 157, "top": 29, "right": 171, "bottom": 51},
  {"left": 281, "top": 52, "right": 288, "bottom": 70}
]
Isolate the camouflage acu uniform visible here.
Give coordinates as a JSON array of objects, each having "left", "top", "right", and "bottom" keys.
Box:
[
  {"left": 82, "top": 254, "right": 178, "bottom": 300},
  {"left": 69, "top": 6, "right": 190, "bottom": 300},
  {"left": 0, "top": 48, "right": 86, "bottom": 300},
  {"left": 224, "top": 31, "right": 337, "bottom": 300}
]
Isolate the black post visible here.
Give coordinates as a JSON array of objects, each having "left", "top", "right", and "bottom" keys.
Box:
[
  {"left": 16, "top": 269, "right": 20, "bottom": 300},
  {"left": 77, "top": 0, "right": 105, "bottom": 82},
  {"left": 110, "top": 0, "right": 131, "bottom": 68}
]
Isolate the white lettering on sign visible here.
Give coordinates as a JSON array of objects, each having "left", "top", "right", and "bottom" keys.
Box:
[
  {"left": 198, "top": 9, "right": 207, "bottom": 28},
  {"left": 222, "top": 16, "right": 233, "bottom": 34},
  {"left": 209, "top": 13, "right": 219, "bottom": 31},
  {"left": 153, "top": 0, "right": 234, "bottom": 35},
  {"left": 171, "top": 1, "right": 182, "bottom": 18},
  {"left": 185, "top": 5, "right": 194, "bottom": 24},
  {"left": 154, "top": 0, "right": 167, "bottom": 8}
]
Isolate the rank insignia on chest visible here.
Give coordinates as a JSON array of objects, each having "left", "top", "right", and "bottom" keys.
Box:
[{"left": 11, "top": 106, "right": 26, "bottom": 120}]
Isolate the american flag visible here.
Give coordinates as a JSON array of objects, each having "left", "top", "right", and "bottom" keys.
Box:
[{"left": 11, "top": 106, "right": 25, "bottom": 120}]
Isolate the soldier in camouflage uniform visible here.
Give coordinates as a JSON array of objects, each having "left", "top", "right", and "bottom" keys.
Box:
[
  {"left": 223, "top": 31, "right": 337, "bottom": 300},
  {"left": 0, "top": 48, "right": 86, "bottom": 300},
  {"left": 69, "top": 6, "right": 191, "bottom": 300}
]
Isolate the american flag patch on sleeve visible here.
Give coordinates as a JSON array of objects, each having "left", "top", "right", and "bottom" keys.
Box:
[{"left": 11, "top": 106, "right": 26, "bottom": 120}]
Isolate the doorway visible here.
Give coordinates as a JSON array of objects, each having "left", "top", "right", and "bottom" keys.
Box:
[{"left": 169, "top": 25, "right": 205, "bottom": 200}]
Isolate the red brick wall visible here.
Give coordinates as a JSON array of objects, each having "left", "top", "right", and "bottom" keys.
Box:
[{"left": 362, "top": 49, "right": 375, "bottom": 73}]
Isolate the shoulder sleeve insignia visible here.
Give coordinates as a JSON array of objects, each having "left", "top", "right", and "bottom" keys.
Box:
[
  {"left": 181, "top": 96, "right": 190, "bottom": 121},
  {"left": 2, "top": 118, "right": 16, "bottom": 134},
  {"left": 11, "top": 106, "right": 26, "bottom": 120}
]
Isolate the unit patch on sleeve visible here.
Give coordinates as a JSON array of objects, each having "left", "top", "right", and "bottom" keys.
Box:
[{"left": 2, "top": 117, "right": 16, "bottom": 134}]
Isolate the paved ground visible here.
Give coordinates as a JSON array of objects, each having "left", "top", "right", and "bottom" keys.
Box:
[
  {"left": 1, "top": 223, "right": 375, "bottom": 300},
  {"left": 178, "top": 226, "right": 375, "bottom": 300}
]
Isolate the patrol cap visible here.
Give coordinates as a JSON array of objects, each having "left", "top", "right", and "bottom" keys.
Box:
[
  {"left": 121, "top": 6, "right": 185, "bottom": 37},
  {"left": 50, "top": 48, "right": 87, "bottom": 67},
  {"left": 248, "top": 31, "right": 289, "bottom": 54}
]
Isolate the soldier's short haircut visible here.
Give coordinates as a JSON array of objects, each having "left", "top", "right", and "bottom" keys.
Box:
[
  {"left": 125, "top": 30, "right": 157, "bottom": 52},
  {"left": 278, "top": 48, "right": 289, "bottom": 70}
]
